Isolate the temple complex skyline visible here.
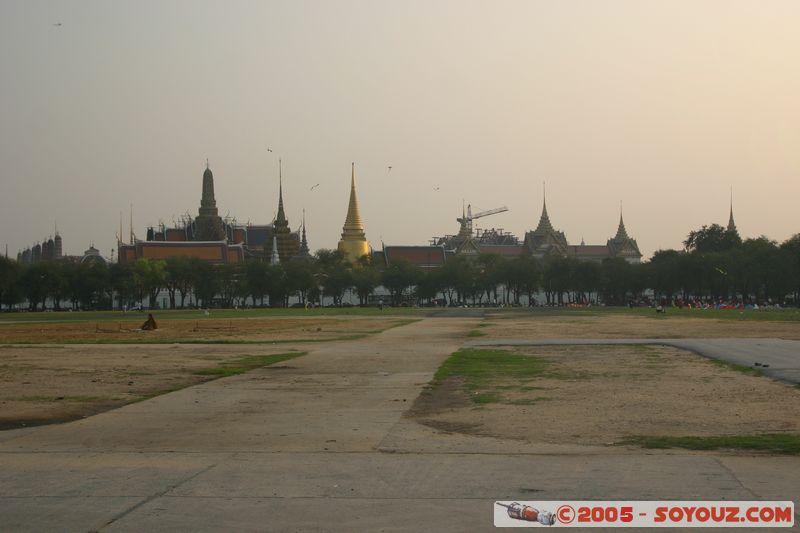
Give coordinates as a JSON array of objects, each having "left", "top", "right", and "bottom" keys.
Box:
[{"left": 3, "top": 2, "right": 798, "bottom": 258}]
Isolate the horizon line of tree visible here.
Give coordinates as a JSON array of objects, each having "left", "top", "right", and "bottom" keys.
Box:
[{"left": 0, "top": 224, "right": 798, "bottom": 311}]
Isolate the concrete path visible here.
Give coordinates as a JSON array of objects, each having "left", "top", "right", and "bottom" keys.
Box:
[
  {"left": 467, "top": 338, "right": 800, "bottom": 384},
  {"left": 1, "top": 320, "right": 798, "bottom": 531}
]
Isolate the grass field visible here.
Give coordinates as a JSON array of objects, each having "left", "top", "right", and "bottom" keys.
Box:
[
  {"left": 432, "top": 348, "right": 549, "bottom": 404},
  {"left": 0, "top": 306, "right": 428, "bottom": 323},
  {"left": 1, "top": 305, "right": 798, "bottom": 324},
  {"left": 620, "top": 434, "right": 800, "bottom": 455}
]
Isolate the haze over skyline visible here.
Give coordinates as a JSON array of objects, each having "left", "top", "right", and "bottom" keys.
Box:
[{"left": 2, "top": 1, "right": 798, "bottom": 260}]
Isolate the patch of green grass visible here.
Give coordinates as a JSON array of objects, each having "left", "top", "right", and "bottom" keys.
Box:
[
  {"left": 708, "top": 358, "right": 763, "bottom": 376},
  {"left": 15, "top": 395, "right": 108, "bottom": 402},
  {"left": 193, "top": 352, "right": 305, "bottom": 377},
  {"left": 472, "top": 391, "right": 502, "bottom": 404},
  {"left": 466, "top": 329, "right": 486, "bottom": 338},
  {"left": 435, "top": 348, "right": 549, "bottom": 384},
  {"left": 620, "top": 434, "right": 800, "bottom": 455},
  {"left": 433, "top": 348, "right": 549, "bottom": 404}
]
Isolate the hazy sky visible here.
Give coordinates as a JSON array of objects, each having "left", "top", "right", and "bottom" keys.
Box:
[{"left": 2, "top": 1, "right": 799, "bottom": 260}]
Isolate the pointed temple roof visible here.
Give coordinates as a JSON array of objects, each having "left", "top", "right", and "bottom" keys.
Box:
[
  {"left": 727, "top": 190, "right": 737, "bottom": 233},
  {"left": 338, "top": 162, "right": 369, "bottom": 262},
  {"left": 199, "top": 162, "right": 218, "bottom": 216},
  {"left": 297, "top": 209, "right": 311, "bottom": 257},
  {"left": 343, "top": 162, "right": 364, "bottom": 231},
  {"left": 275, "top": 159, "right": 288, "bottom": 229},
  {"left": 533, "top": 186, "right": 555, "bottom": 234},
  {"left": 195, "top": 163, "right": 227, "bottom": 241},
  {"left": 605, "top": 204, "right": 642, "bottom": 261},
  {"left": 614, "top": 208, "right": 629, "bottom": 241}
]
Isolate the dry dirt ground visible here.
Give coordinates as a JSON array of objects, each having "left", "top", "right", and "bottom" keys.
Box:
[
  {"left": 0, "top": 315, "right": 410, "bottom": 344},
  {"left": 412, "top": 312, "right": 800, "bottom": 447},
  {"left": 0, "top": 316, "right": 411, "bottom": 429},
  {"left": 3, "top": 312, "right": 799, "bottom": 447},
  {"left": 411, "top": 343, "right": 800, "bottom": 447},
  {"left": 482, "top": 312, "right": 800, "bottom": 340}
]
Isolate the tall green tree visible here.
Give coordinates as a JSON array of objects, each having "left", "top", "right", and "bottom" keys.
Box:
[
  {"left": 0, "top": 257, "right": 21, "bottom": 310},
  {"left": 192, "top": 261, "right": 219, "bottom": 307},
  {"left": 315, "top": 249, "right": 352, "bottom": 306},
  {"left": 781, "top": 234, "right": 800, "bottom": 303},
  {"left": 382, "top": 258, "right": 421, "bottom": 306},
  {"left": 684, "top": 224, "right": 742, "bottom": 253},
  {"left": 285, "top": 259, "right": 317, "bottom": 305},
  {"left": 351, "top": 265, "right": 380, "bottom": 305},
  {"left": 133, "top": 258, "right": 167, "bottom": 308},
  {"left": 647, "top": 249, "right": 682, "bottom": 304},
  {"left": 109, "top": 262, "right": 135, "bottom": 309},
  {"left": 164, "top": 257, "right": 195, "bottom": 309}
]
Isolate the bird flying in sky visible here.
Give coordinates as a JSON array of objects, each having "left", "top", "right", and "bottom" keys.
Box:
[{"left": 310, "top": 184, "right": 320, "bottom": 191}]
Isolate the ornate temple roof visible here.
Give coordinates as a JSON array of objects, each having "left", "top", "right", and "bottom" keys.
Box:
[
  {"left": 532, "top": 190, "right": 555, "bottom": 235},
  {"left": 613, "top": 210, "right": 629, "bottom": 241}
]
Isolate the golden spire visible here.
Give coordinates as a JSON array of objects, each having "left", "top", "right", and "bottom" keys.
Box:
[
  {"left": 343, "top": 162, "right": 364, "bottom": 230},
  {"left": 338, "top": 162, "right": 369, "bottom": 262}
]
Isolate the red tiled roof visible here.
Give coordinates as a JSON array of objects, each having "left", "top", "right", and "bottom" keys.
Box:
[{"left": 384, "top": 246, "right": 446, "bottom": 266}]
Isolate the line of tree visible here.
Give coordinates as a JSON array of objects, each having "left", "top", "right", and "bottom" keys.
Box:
[{"left": 1, "top": 226, "right": 798, "bottom": 311}]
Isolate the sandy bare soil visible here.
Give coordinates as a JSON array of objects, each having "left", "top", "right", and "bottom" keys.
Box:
[
  {"left": 0, "top": 315, "right": 410, "bottom": 344},
  {"left": 0, "top": 343, "right": 310, "bottom": 430},
  {"left": 0, "top": 316, "right": 411, "bottom": 430},
  {"left": 411, "top": 344, "right": 800, "bottom": 447},
  {"left": 482, "top": 312, "right": 800, "bottom": 340}
]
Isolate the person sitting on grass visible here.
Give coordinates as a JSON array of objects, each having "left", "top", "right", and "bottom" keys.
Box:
[{"left": 141, "top": 313, "right": 158, "bottom": 330}]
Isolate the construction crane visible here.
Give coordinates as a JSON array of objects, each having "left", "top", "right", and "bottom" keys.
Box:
[{"left": 457, "top": 203, "right": 509, "bottom": 235}]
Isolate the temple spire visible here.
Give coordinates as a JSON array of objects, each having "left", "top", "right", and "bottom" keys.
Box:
[
  {"left": 343, "top": 162, "right": 364, "bottom": 229},
  {"left": 338, "top": 162, "right": 369, "bottom": 262},
  {"left": 275, "top": 159, "right": 287, "bottom": 227},
  {"left": 298, "top": 208, "right": 310, "bottom": 257},
  {"left": 200, "top": 164, "right": 218, "bottom": 213},
  {"left": 727, "top": 187, "right": 737, "bottom": 232},
  {"left": 534, "top": 181, "right": 554, "bottom": 233},
  {"left": 196, "top": 163, "right": 226, "bottom": 240},
  {"left": 615, "top": 202, "right": 629, "bottom": 240}
]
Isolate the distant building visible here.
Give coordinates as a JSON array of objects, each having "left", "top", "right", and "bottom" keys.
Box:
[
  {"left": 525, "top": 194, "right": 642, "bottom": 263},
  {"left": 119, "top": 162, "right": 306, "bottom": 264},
  {"left": 383, "top": 190, "right": 643, "bottom": 268},
  {"left": 18, "top": 233, "right": 63, "bottom": 264},
  {"left": 17, "top": 234, "right": 111, "bottom": 265},
  {"left": 372, "top": 245, "right": 447, "bottom": 270}
]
